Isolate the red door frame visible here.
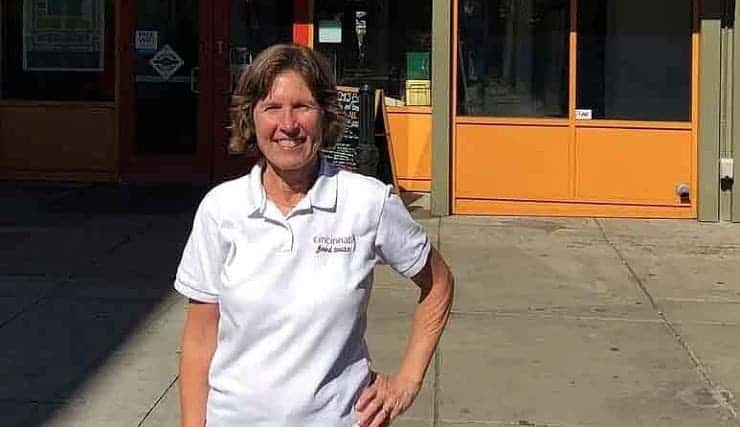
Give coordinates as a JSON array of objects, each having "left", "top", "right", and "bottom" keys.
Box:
[
  {"left": 293, "top": 0, "right": 313, "bottom": 47},
  {"left": 119, "top": 0, "right": 214, "bottom": 183},
  {"left": 119, "top": 0, "right": 312, "bottom": 183}
]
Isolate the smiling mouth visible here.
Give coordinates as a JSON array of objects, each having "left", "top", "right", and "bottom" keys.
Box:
[{"left": 275, "top": 138, "right": 306, "bottom": 149}]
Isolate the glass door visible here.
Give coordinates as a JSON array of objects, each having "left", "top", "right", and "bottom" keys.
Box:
[
  {"left": 211, "top": 0, "right": 294, "bottom": 181},
  {"left": 122, "top": 0, "right": 212, "bottom": 182},
  {"left": 121, "top": 0, "right": 297, "bottom": 182}
]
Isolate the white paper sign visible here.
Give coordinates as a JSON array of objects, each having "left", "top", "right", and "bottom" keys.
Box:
[
  {"left": 136, "top": 31, "right": 158, "bottom": 52},
  {"left": 318, "top": 20, "right": 342, "bottom": 43},
  {"left": 575, "top": 109, "right": 593, "bottom": 120}
]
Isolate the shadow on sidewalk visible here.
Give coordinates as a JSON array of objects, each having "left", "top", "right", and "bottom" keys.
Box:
[{"left": 0, "top": 181, "right": 208, "bottom": 426}]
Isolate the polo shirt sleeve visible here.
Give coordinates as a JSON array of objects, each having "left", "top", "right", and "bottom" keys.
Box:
[
  {"left": 174, "top": 194, "right": 224, "bottom": 303},
  {"left": 374, "top": 188, "right": 431, "bottom": 278}
]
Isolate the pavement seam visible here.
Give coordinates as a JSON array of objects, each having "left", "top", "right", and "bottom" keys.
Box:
[
  {"left": 101, "top": 219, "right": 155, "bottom": 257},
  {"left": 448, "top": 310, "right": 739, "bottom": 326},
  {"left": 137, "top": 375, "right": 179, "bottom": 426},
  {"left": 594, "top": 218, "right": 739, "bottom": 421},
  {"left": 660, "top": 296, "right": 740, "bottom": 304},
  {"left": 0, "top": 276, "right": 70, "bottom": 331},
  {"left": 0, "top": 398, "right": 67, "bottom": 405},
  {"left": 436, "top": 418, "right": 588, "bottom": 426},
  {"left": 433, "top": 348, "right": 441, "bottom": 427},
  {"left": 433, "top": 215, "right": 442, "bottom": 427},
  {"left": 129, "top": 295, "right": 183, "bottom": 426}
]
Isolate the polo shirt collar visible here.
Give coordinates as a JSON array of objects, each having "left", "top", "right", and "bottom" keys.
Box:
[
  {"left": 244, "top": 156, "right": 338, "bottom": 217},
  {"left": 245, "top": 161, "right": 267, "bottom": 217},
  {"left": 308, "top": 156, "right": 338, "bottom": 211}
]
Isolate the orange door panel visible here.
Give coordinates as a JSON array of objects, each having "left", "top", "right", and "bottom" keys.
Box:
[
  {"left": 386, "top": 110, "right": 432, "bottom": 191},
  {"left": 456, "top": 124, "right": 571, "bottom": 200},
  {"left": 575, "top": 128, "right": 693, "bottom": 206}
]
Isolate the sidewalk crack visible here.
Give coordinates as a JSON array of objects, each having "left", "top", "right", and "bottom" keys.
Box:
[
  {"left": 137, "top": 375, "right": 178, "bottom": 427},
  {"left": 594, "top": 218, "right": 738, "bottom": 420},
  {"left": 0, "top": 277, "right": 69, "bottom": 331}
]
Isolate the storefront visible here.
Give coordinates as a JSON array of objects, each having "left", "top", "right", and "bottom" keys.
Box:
[
  {"left": 0, "top": 0, "right": 431, "bottom": 188},
  {"left": 1, "top": 0, "right": 738, "bottom": 221},
  {"left": 453, "top": 0, "right": 698, "bottom": 218}
]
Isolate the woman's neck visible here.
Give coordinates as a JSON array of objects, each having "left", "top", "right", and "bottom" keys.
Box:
[{"left": 262, "top": 159, "right": 318, "bottom": 211}]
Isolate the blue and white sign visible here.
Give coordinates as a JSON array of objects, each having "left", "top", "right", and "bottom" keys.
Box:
[{"left": 135, "top": 30, "right": 158, "bottom": 53}]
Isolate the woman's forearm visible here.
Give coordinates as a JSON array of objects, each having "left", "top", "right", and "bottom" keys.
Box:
[
  {"left": 179, "top": 301, "right": 219, "bottom": 427},
  {"left": 398, "top": 248, "right": 454, "bottom": 384}
]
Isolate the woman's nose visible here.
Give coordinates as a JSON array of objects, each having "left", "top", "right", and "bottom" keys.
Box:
[{"left": 278, "top": 108, "right": 299, "bottom": 133}]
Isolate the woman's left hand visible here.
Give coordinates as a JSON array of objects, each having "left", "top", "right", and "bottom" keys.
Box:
[{"left": 356, "top": 372, "right": 421, "bottom": 427}]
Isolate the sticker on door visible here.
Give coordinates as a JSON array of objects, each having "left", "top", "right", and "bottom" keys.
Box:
[{"left": 149, "top": 45, "right": 184, "bottom": 81}]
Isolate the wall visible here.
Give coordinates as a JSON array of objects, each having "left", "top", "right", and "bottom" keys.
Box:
[{"left": 0, "top": 103, "right": 118, "bottom": 181}]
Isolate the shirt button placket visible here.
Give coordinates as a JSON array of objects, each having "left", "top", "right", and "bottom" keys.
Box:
[{"left": 280, "top": 221, "right": 294, "bottom": 253}]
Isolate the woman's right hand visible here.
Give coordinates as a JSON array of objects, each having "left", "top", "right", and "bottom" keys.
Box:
[{"left": 355, "top": 372, "right": 421, "bottom": 427}]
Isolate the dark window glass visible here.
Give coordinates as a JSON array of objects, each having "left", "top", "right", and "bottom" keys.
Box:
[
  {"left": 228, "top": 0, "right": 293, "bottom": 93},
  {"left": 457, "top": 0, "right": 569, "bottom": 117},
  {"left": 314, "top": 0, "right": 432, "bottom": 106},
  {"left": 577, "top": 0, "right": 692, "bottom": 121},
  {"left": 0, "top": 0, "right": 115, "bottom": 101}
]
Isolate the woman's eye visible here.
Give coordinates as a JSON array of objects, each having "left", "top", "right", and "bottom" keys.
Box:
[{"left": 297, "top": 104, "right": 319, "bottom": 112}]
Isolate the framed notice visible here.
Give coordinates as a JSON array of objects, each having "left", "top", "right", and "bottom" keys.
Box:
[
  {"left": 23, "top": 0, "right": 105, "bottom": 71},
  {"left": 135, "top": 30, "right": 158, "bottom": 53},
  {"left": 318, "top": 20, "right": 342, "bottom": 43}
]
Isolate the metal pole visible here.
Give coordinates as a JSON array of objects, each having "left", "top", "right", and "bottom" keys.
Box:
[{"left": 356, "top": 84, "right": 379, "bottom": 176}]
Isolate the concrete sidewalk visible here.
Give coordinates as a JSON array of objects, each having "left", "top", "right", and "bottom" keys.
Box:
[{"left": 1, "top": 182, "right": 739, "bottom": 426}]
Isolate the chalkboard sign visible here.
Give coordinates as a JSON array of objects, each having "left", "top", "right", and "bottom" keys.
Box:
[
  {"left": 322, "top": 86, "right": 398, "bottom": 189},
  {"left": 322, "top": 86, "right": 361, "bottom": 171}
]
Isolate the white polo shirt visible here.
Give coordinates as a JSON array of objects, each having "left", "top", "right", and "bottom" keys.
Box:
[{"left": 174, "top": 157, "right": 431, "bottom": 426}]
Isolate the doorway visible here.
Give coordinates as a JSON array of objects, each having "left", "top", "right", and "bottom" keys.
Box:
[{"left": 120, "top": 0, "right": 294, "bottom": 183}]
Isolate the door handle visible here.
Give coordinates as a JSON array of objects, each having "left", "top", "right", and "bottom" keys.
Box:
[{"left": 190, "top": 66, "right": 200, "bottom": 94}]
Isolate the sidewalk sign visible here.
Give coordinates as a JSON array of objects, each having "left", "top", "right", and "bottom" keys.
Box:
[{"left": 323, "top": 86, "right": 398, "bottom": 191}]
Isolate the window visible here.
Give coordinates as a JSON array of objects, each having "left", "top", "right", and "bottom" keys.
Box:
[
  {"left": 314, "top": 0, "right": 432, "bottom": 107},
  {"left": 577, "top": 0, "right": 692, "bottom": 121},
  {"left": 228, "top": 0, "right": 293, "bottom": 93},
  {"left": 457, "top": 0, "right": 570, "bottom": 117},
  {"left": 1, "top": 0, "right": 115, "bottom": 101}
]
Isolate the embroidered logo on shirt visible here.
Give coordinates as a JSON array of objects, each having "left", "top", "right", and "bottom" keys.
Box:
[{"left": 313, "top": 235, "right": 356, "bottom": 254}]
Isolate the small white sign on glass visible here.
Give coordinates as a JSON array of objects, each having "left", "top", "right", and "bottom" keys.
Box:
[
  {"left": 575, "top": 109, "right": 593, "bottom": 120},
  {"left": 318, "top": 20, "right": 342, "bottom": 43}
]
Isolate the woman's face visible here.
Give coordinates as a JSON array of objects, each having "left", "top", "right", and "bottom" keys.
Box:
[{"left": 253, "top": 70, "right": 323, "bottom": 175}]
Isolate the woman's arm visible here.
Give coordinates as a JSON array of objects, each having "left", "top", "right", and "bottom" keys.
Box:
[
  {"left": 357, "top": 247, "right": 454, "bottom": 427},
  {"left": 398, "top": 247, "right": 455, "bottom": 383},
  {"left": 179, "top": 300, "right": 220, "bottom": 427}
]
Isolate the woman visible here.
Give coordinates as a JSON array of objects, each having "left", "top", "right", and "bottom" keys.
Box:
[{"left": 175, "top": 44, "right": 454, "bottom": 427}]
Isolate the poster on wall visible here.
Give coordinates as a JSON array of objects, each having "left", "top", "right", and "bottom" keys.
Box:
[{"left": 23, "top": 0, "right": 105, "bottom": 71}]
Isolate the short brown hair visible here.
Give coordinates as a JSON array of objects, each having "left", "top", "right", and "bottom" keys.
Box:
[{"left": 228, "top": 44, "right": 344, "bottom": 155}]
